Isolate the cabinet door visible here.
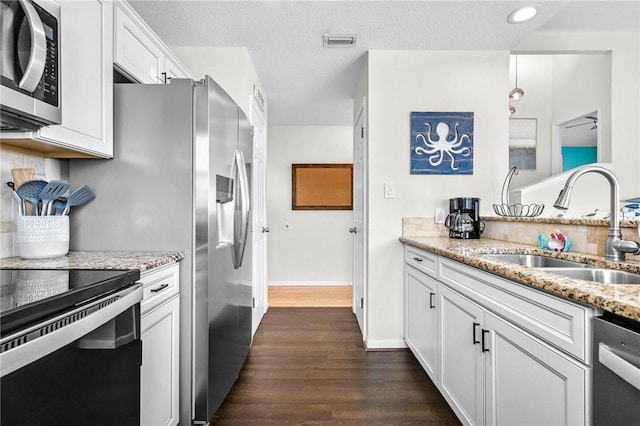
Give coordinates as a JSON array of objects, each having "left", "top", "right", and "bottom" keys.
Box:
[
  {"left": 141, "top": 296, "right": 180, "bottom": 426},
  {"left": 484, "top": 312, "right": 587, "bottom": 426},
  {"left": 439, "top": 284, "right": 484, "bottom": 426},
  {"left": 114, "top": 3, "right": 164, "bottom": 83},
  {"left": 163, "top": 56, "right": 191, "bottom": 82},
  {"left": 405, "top": 266, "right": 439, "bottom": 381},
  {"left": 38, "top": 0, "right": 114, "bottom": 157}
]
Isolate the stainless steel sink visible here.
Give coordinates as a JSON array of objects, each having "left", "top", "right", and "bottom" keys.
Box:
[
  {"left": 545, "top": 268, "right": 640, "bottom": 284},
  {"left": 484, "top": 253, "right": 590, "bottom": 268}
]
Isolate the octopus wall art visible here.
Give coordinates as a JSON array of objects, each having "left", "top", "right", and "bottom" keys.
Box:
[{"left": 410, "top": 112, "right": 474, "bottom": 175}]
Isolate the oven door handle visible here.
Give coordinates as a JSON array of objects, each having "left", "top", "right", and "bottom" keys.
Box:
[
  {"left": 16, "top": 0, "right": 47, "bottom": 92},
  {"left": 0, "top": 284, "right": 142, "bottom": 378},
  {"left": 599, "top": 342, "right": 640, "bottom": 391}
]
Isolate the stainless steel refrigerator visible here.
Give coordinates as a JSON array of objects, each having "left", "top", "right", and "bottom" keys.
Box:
[{"left": 69, "top": 77, "right": 253, "bottom": 425}]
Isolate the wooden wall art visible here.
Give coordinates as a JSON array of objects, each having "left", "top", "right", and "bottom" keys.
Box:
[
  {"left": 292, "top": 164, "right": 353, "bottom": 210},
  {"left": 410, "top": 111, "right": 474, "bottom": 175}
]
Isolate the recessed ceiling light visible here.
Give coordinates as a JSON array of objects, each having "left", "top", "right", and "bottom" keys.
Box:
[
  {"left": 507, "top": 5, "right": 539, "bottom": 24},
  {"left": 323, "top": 34, "right": 358, "bottom": 48}
]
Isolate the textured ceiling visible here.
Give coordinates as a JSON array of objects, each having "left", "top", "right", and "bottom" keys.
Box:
[{"left": 130, "top": 1, "right": 640, "bottom": 126}]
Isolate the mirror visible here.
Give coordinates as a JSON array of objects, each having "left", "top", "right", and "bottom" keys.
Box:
[{"left": 508, "top": 52, "right": 611, "bottom": 189}]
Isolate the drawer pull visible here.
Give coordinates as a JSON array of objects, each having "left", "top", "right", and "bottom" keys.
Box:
[
  {"left": 429, "top": 292, "right": 436, "bottom": 309},
  {"left": 151, "top": 283, "right": 169, "bottom": 293},
  {"left": 413, "top": 257, "right": 423, "bottom": 262},
  {"left": 481, "top": 329, "right": 490, "bottom": 352},
  {"left": 472, "top": 322, "right": 480, "bottom": 344}
]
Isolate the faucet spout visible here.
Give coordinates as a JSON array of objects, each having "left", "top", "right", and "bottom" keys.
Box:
[{"left": 554, "top": 165, "right": 631, "bottom": 262}]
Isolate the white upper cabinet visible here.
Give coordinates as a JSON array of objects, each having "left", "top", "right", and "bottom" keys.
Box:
[
  {"left": 114, "top": 2, "right": 163, "bottom": 83},
  {"left": 114, "top": 0, "right": 192, "bottom": 84},
  {"left": 1, "top": 0, "right": 114, "bottom": 158},
  {"left": 163, "top": 56, "right": 191, "bottom": 83}
]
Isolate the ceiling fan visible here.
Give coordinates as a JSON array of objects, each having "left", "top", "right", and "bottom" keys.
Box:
[{"left": 565, "top": 115, "right": 598, "bottom": 130}]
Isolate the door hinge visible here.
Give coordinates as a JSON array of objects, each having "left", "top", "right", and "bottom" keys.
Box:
[
  {"left": 252, "top": 297, "right": 255, "bottom": 308},
  {"left": 360, "top": 297, "right": 364, "bottom": 309}
]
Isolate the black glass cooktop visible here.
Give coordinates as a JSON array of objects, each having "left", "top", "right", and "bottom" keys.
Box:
[{"left": 0, "top": 269, "right": 140, "bottom": 336}]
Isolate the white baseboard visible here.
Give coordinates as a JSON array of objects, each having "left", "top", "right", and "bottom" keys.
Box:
[
  {"left": 268, "top": 281, "right": 353, "bottom": 287},
  {"left": 364, "top": 338, "right": 407, "bottom": 350}
]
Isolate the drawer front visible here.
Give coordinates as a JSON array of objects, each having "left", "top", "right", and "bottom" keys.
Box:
[
  {"left": 438, "top": 257, "right": 594, "bottom": 364},
  {"left": 140, "top": 263, "right": 179, "bottom": 313},
  {"left": 405, "top": 246, "right": 438, "bottom": 278}
]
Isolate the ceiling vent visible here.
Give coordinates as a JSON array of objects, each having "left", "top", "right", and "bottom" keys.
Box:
[{"left": 323, "top": 34, "right": 358, "bottom": 48}]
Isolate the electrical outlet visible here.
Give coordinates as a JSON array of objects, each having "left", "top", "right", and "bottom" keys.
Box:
[{"left": 435, "top": 208, "right": 446, "bottom": 224}]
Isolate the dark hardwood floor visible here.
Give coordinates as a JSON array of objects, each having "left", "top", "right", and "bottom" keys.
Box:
[{"left": 212, "top": 307, "right": 460, "bottom": 425}]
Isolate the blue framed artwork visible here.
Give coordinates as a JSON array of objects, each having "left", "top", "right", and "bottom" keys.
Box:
[{"left": 410, "top": 112, "right": 474, "bottom": 175}]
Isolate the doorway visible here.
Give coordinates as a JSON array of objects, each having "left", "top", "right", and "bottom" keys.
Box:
[{"left": 553, "top": 110, "right": 600, "bottom": 173}]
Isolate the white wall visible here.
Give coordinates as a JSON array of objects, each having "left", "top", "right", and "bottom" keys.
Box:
[
  {"left": 364, "top": 50, "right": 510, "bottom": 347},
  {"left": 516, "top": 32, "right": 640, "bottom": 201},
  {"left": 172, "top": 46, "right": 265, "bottom": 120},
  {"left": 552, "top": 53, "right": 612, "bottom": 163},
  {"left": 267, "top": 125, "right": 353, "bottom": 285},
  {"left": 508, "top": 55, "right": 553, "bottom": 188},
  {"left": 510, "top": 53, "right": 612, "bottom": 190}
]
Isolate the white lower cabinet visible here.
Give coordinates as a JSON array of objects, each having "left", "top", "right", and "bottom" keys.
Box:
[
  {"left": 485, "top": 311, "right": 587, "bottom": 426},
  {"left": 405, "top": 265, "right": 439, "bottom": 381},
  {"left": 439, "top": 283, "right": 485, "bottom": 425},
  {"left": 440, "top": 284, "right": 587, "bottom": 426},
  {"left": 404, "top": 245, "right": 592, "bottom": 426},
  {"left": 140, "top": 264, "right": 180, "bottom": 426}
]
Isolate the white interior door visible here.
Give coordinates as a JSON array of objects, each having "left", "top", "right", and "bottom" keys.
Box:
[
  {"left": 251, "top": 100, "right": 268, "bottom": 336},
  {"left": 352, "top": 101, "right": 367, "bottom": 337}
]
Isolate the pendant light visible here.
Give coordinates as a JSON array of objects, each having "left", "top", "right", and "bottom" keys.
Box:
[
  {"left": 509, "top": 55, "right": 524, "bottom": 101},
  {"left": 508, "top": 104, "right": 516, "bottom": 116}
]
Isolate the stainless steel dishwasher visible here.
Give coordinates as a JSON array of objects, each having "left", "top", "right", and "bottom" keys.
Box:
[{"left": 593, "top": 314, "right": 640, "bottom": 425}]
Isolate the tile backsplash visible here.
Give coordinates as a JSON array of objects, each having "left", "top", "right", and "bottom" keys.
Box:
[
  {"left": 1, "top": 149, "right": 68, "bottom": 258},
  {"left": 403, "top": 216, "right": 640, "bottom": 259}
]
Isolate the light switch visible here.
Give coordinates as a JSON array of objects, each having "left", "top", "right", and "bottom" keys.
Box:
[{"left": 384, "top": 182, "right": 396, "bottom": 199}]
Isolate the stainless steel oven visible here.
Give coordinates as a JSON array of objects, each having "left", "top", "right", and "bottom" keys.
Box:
[
  {"left": 0, "top": 0, "right": 61, "bottom": 131},
  {"left": 0, "top": 269, "right": 143, "bottom": 426},
  {"left": 593, "top": 313, "right": 640, "bottom": 425}
]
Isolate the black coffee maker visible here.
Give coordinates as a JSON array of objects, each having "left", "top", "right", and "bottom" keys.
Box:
[{"left": 445, "top": 197, "right": 484, "bottom": 239}]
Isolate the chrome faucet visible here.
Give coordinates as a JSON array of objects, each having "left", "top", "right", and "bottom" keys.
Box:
[{"left": 553, "top": 165, "right": 640, "bottom": 262}]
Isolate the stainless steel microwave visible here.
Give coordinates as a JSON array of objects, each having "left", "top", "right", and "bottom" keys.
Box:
[{"left": 0, "top": 0, "right": 60, "bottom": 131}]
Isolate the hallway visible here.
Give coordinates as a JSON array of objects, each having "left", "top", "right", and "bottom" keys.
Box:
[{"left": 212, "top": 307, "right": 460, "bottom": 424}]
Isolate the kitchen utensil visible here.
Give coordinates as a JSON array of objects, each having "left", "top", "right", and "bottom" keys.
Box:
[
  {"left": 39, "top": 180, "right": 70, "bottom": 215},
  {"left": 11, "top": 168, "right": 36, "bottom": 189},
  {"left": 7, "top": 182, "right": 24, "bottom": 216},
  {"left": 62, "top": 185, "right": 95, "bottom": 215},
  {"left": 16, "top": 180, "right": 48, "bottom": 216},
  {"left": 51, "top": 197, "right": 66, "bottom": 215}
]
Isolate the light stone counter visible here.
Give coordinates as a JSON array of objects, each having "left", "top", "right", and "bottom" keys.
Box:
[
  {"left": 0, "top": 251, "right": 184, "bottom": 272},
  {"left": 400, "top": 236, "right": 640, "bottom": 322}
]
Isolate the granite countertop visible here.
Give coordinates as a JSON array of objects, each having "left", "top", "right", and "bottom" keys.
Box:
[
  {"left": 0, "top": 251, "right": 184, "bottom": 272},
  {"left": 400, "top": 236, "right": 640, "bottom": 322}
]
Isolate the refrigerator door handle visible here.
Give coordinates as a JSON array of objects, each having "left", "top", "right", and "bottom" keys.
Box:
[{"left": 232, "top": 149, "right": 250, "bottom": 269}]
